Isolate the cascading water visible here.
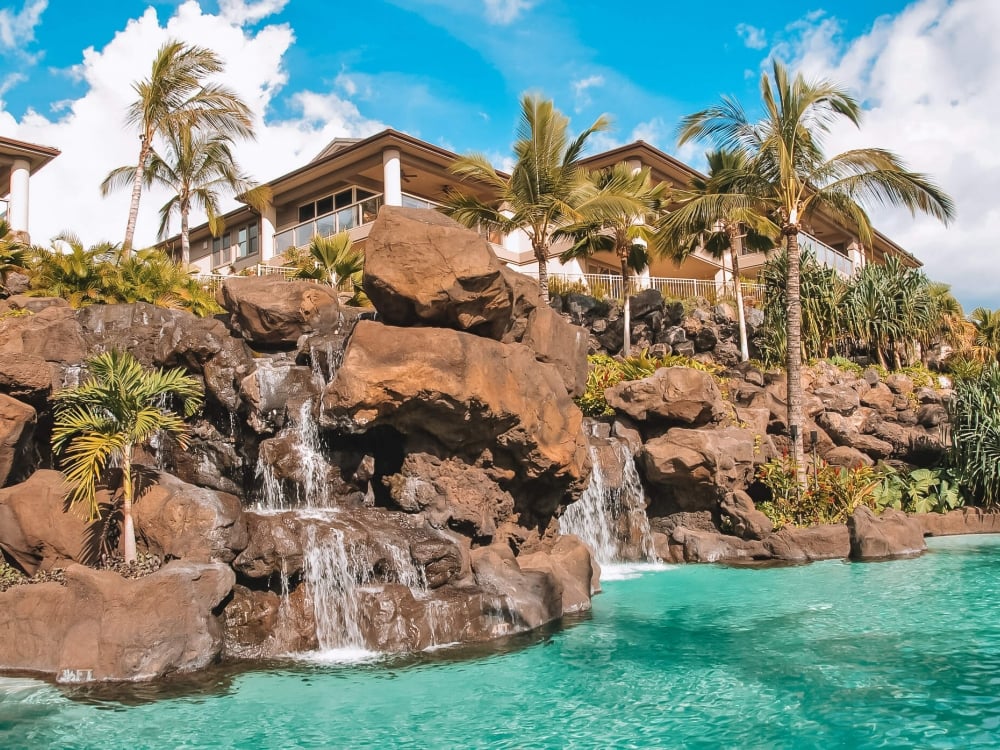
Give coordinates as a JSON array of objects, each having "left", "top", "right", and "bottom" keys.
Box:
[
  {"left": 560, "top": 441, "right": 657, "bottom": 566},
  {"left": 302, "top": 524, "right": 368, "bottom": 656},
  {"left": 254, "top": 401, "right": 332, "bottom": 511}
]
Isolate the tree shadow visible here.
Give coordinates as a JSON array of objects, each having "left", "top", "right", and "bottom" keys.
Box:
[{"left": 73, "top": 464, "right": 162, "bottom": 566}]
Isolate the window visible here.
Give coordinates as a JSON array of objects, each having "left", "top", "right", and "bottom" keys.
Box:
[
  {"left": 236, "top": 223, "right": 259, "bottom": 259},
  {"left": 298, "top": 187, "right": 376, "bottom": 224},
  {"left": 212, "top": 233, "right": 232, "bottom": 267}
]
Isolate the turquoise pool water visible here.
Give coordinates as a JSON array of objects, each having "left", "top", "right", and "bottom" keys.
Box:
[{"left": 3, "top": 535, "right": 1000, "bottom": 749}]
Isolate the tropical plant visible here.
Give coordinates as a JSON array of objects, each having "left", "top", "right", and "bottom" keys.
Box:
[
  {"left": 949, "top": 363, "right": 1000, "bottom": 508},
  {"left": 660, "top": 149, "right": 778, "bottom": 361},
  {"left": 51, "top": 350, "right": 203, "bottom": 562},
  {"left": 554, "top": 162, "right": 670, "bottom": 355},
  {"left": 443, "top": 94, "right": 609, "bottom": 300},
  {"left": 100, "top": 39, "right": 254, "bottom": 256},
  {"left": 104, "top": 127, "right": 268, "bottom": 266},
  {"left": 970, "top": 307, "right": 1000, "bottom": 362},
  {"left": 295, "top": 231, "right": 364, "bottom": 288},
  {"left": 756, "top": 455, "right": 885, "bottom": 528},
  {"left": 678, "top": 60, "right": 955, "bottom": 487},
  {"left": 844, "top": 257, "right": 933, "bottom": 368},
  {"left": 27, "top": 238, "right": 219, "bottom": 315},
  {"left": 758, "top": 247, "right": 846, "bottom": 366},
  {"left": 874, "top": 467, "right": 965, "bottom": 514},
  {"left": 0, "top": 220, "right": 27, "bottom": 296}
]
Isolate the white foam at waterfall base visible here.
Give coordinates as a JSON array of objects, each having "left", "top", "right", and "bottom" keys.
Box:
[
  {"left": 285, "top": 523, "right": 378, "bottom": 664},
  {"left": 560, "top": 442, "right": 658, "bottom": 573}
]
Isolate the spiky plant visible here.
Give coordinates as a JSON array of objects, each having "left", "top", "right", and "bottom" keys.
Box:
[{"left": 51, "top": 350, "right": 203, "bottom": 562}]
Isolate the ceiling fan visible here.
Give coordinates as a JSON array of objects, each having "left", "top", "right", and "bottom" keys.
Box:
[{"left": 401, "top": 169, "right": 417, "bottom": 183}]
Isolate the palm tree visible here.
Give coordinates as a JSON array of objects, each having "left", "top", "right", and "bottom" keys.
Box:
[
  {"left": 678, "top": 60, "right": 955, "bottom": 487},
  {"left": 0, "top": 220, "right": 27, "bottom": 296},
  {"left": 971, "top": 307, "right": 1000, "bottom": 362},
  {"left": 51, "top": 350, "right": 203, "bottom": 563},
  {"left": 28, "top": 233, "right": 120, "bottom": 307},
  {"left": 554, "top": 162, "right": 670, "bottom": 355},
  {"left": 443, "top": 94, "right": 609, "bottom": 300},
  {"left": 660, "top": 149, "right": 778, "bottom": 361},
  {"left": 297, "top": 231, "right": 365, "bottom": 288},
  {"left": 105, "top": 127, "right": 268, "bottom": 265},
  {"left": 101, "top": 39, "right": 254, "bottom": 257}
]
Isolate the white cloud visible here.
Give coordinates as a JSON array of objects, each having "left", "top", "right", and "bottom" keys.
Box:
[
  {"left": 781, "top": 0, "right": 1000, "bottom": 310},
  {"left": 0, "top": 0, "right": 46, "bottom": 50},
  {"left": 483, "top": 0, "right": 535, "bottom": 25},
  {"left": 0, "top": 0, "right": 383, "bottom": 249},
  {"left": 571, "top": 74, "right": 603, "bottom": 112},
  {"left": 218, "top": 0, "right": 288, "bottom": 25},
  {"left": 736, "top": 23, "right": 767, "bottom": 50}
]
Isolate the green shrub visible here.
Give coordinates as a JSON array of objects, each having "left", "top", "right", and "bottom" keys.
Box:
[
  {"left": 949, "top": 363, "right": 1000, "bottom": 507},
  {"left": 874, "top": 467, "right": 965, "bottom": 514}
]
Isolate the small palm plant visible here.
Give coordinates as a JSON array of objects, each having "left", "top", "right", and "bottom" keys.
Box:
[
  {"left": 52, "top": 350, "right": 203, "bottom": 563},
  {"left": 297, "top": 231, "right": 364, "bottom": 287},
  {"left": 0, "top": 220, "right": 27, "bottom": 296}
]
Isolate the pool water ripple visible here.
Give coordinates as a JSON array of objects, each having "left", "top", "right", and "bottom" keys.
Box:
[{"left": 2, "top": 535, "right": 1000, "bottom": 749}]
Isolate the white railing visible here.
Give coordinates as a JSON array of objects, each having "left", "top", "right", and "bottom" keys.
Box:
[
  {"left": 530, "top": 271, "right": 766, "bottom": 302},
  {"left": 272, "top": 192, "right": 447, "bottom": 255},
  {"left": 799, "top": 231, "right": 855, "bottom": 277},
  {"left": 195, "top": 264, "right": 309, "bottom": 291}
]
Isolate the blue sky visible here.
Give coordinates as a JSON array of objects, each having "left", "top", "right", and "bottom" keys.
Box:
[{"left": 1, "top": 0, "right": 997, "bottom": 308}]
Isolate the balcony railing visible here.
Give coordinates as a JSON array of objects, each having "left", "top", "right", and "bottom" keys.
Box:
[
  {"left": 274, "top": 195, "right": 383, "bottom": 255},
  {"left": 273, "top": 193, "right": 447, "bottom": 255},
  {"left": 524, "top": 271, "right": 766, "bottom": 303},
  {"left": 799, "top": 231, "right": 854, "bottom": 277}
]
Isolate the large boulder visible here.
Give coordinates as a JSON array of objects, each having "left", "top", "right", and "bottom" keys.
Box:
[
  {"left": 470, "top": 544, "right": 563, "bottom": 630},
  {"left": 765, "top": 524, "right": 850, "bottom": 562},
  {"left": 132, "top": 473, "right": 248, "bottom": 564},
  {"left": 719, "top": 490, "right": 773, "bottom": 540},
  {"left": 606, "top": 367, "right": 725, "bottom": 427},
  {"left": 363, "top": 206, "right": 514, "bottom": 338},
  {"left": 76, "top": 303, "right": 255, "bottom": 411},
  {"left": 0, "top": 470, "right": 101, "bottom": 574},
  {"left": 0, "top": 305, "right": 87, "bottom": 400},
  {"left": 0, "top": 561, "right": 234, "bottom": 682},
  {"left": 240, "top": 360, "right": 323, "bottom": 433},
  {"left": 641, "top": 426, "right": 772, "bottom": 510},
  {"left": 515, "top": 535, "right": 597, "bottom": 614},
  {"left": 915, "top": 508, "right": 1000, "bottom": 536},
  {"left": 0, "top": 394, "right": 35, "bottom": 486},
  {"left": 662, "top": 527, "right": 769, "bottom": 563},
  {"left": 321, "top": 321, "right": 590, "bottom": 521},
  {"left": 221, "top": 277, "right": 341, "bottom": 348},
  {"left": 384, "top": 453, "right": 515, "bottom": 541},
  {"left": 848, "top": 506, "right": 925, "bottom": 560}
]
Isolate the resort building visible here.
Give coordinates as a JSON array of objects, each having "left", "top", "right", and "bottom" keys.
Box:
[
  {"left": 0, "top": 136, "right": 60, "bottom": 244},
  {"left": 167, "top": 128, "right": 920, "bottom": 293}
]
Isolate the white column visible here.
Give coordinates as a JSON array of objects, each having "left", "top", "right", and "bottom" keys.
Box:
[
  {"left": 260, "top": 203, "right": 277, "bottom": 261},
  {"left": 8, "top": 159, "right": 30, "bottom": 239},
  {"left": 848, "top": 240, "right": 865, "bottom": 272},
  {"left": 382, "top": 148, "right": 402, "bottom": 207}
]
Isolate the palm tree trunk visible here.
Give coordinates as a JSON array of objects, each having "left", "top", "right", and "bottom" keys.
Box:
[
  {"left": 726, "top": 227, "right": 749, "bottom": 361},
  {"left": 620, "top": 253, "right": 632, "bottom": 357},
  {"left": 121, "top": 444, "right": 137, "bottom": 563},
  {"left": 121, "top": 137, "right": 150, "bottom": 259},
  {"left": 784, "top": 228, "right": 807, "bottom": 491},
  {"left": 535, "top": 242, "right": 550, "bottom": 302},
  {"left": 180, "top": 209, "right": 191, "bottom": 266}
]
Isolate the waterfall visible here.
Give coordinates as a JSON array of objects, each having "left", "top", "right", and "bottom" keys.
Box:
[
  {"left": 302, "top": 524, "right": 368, "bottom": 656},
  {"left": 560, "top": 441, "right": 656, "bottom": 566},
  {"left": 254, "top": 401, "right": 331, "bottom": 511}
]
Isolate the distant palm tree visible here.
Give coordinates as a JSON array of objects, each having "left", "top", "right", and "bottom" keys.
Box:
[
  {"left": 971, "top": 307, "right": 1000, "bottom": 362},
  {"left": 678, "top": 60, "right": 955, "bottom": 486},
  {"left": 444, "top": 94, "right": 609, "bottom": 300},
  {"left": 660, "top": 149, "right": 778, "bottom": 361},
  {"left": 100, "top": 39, "right": 254, "bottom": 257},
  {"left": 554, "top": 162, "right": 670, "bottom": 355},
  {"left": 105, "top": 127, "right": 268, "bottom": 265},
  {"left": 52, "top": 350, "right": 203, "bottom": 563}
]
